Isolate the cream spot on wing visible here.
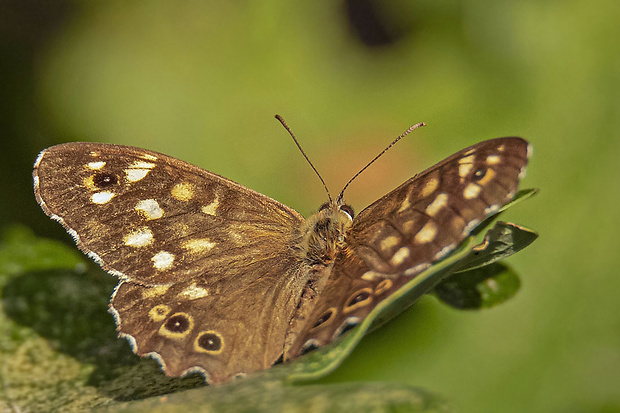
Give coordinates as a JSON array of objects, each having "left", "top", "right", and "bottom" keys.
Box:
[
  {"left": 125, "top": 160, "right": 156, "bottom": 182},
  {"left": 405, "top": 262, "right": 430, "bottom": 276},
  {"left": 124, "top": 227, "right": 154, "bottom": 247},
  {"left": 498, "top": 144, "right": 505, "bottom": 152},
  {"left": 361, "top": 270, "right": 393, "bottom": 281},
  {"left": 380, "top": 235, "right": 399, "bottom": 252},
  {"left": 125, "top": 168, "right": 150, "bottom": 182},
  {"left": 89, "top": 151, "right": 100, "bottom": 157},
  {"left": 397, "top": 197, "right": 411, "bottom": 213},
  {"left": 414, "top": 221, "right": 437, "bottom": 244},
  {"left": 402, "top": 219, "right": 415, "bottom": 233},
  {"left": 421, "top": 178, "right": 439, "bottom": 197},
  {"left": 141, "top": 153, "right": 158, "bottom": 161},
  {"left": 201, "top": 195, "right": 219, "bottom": 216},
  {"left": 362, "top": 270, "right": 380, "bottom": 281},
  {"left": 434, "top": 243, "right": 456, "bottom": 261},
  {"left": 486, "top": 155, "right": 500, "bottom": 165},
  {"left": 527, "top": 143, "right": 533, "bottom": 159},
  {"left": 484, "top": 204, "right": 500, "bottom": 215},
  {"left": 91, "top": 191, "right": 115, "bottom": 204},
  {"left": 183, "top": 238, "right": 216, "bottom": 253},
  {"left": 87, "top": 161, "right": 106, "bottom": 170},
  {"left": 33, "top": 175, "right": 39, "bottom": 189},
  {"left": 459, "top": 163, "right": 473, "bottom": 179},
  {"left": 83, "top": 176, "right": 97, "bottom": 191},
  {"left": 463, "top": 183, "right": 481, "bottom": 199},
  {"left": 171, "top": 182, "right": 195, "bottom": 201},
  {"left": 149, "top": 304, "right": 171, "bottom": 321},
  {"left": 459, "top": 155, "right": 475, "bottom": 165},
  {"left": 179, "top": 282, "right": 210, "bottom": 300},
  {"left": 390, "top": 247, "right": 410, "bottom": 266},
  {"left": 142, "top": 284, "right": 171, "bottom": 299},
  {"left": 425, "top": 193, "right": 448, "bottom": 217},
  {"left": 462, "top": 219, "right": 480, "bottom": 236},
  {"left": 152, "top": 251, "right": 175, "bottom": 270},
  {"left": 135, "top": 199, "right": 164, "bottom": 220},
  {"left": 133, "top": 160, "right": 156, "bottom": 169}
]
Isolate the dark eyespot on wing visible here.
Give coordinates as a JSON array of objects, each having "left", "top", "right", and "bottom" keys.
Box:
[
  {"left": 165, "top": 314, "right": 191, "bottom": 333},
  {"left": 93, "top": 171, "right": 119, "bottom": 187},
  {"left": 197, "top": 332, "right": 223, "bottom": 351}
]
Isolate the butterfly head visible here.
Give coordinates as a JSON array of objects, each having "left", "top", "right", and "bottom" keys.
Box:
[
  {"left": 295, "top": 202, "right": 353, "bottom": 267},
  {"left": 318, "top": 201, "right": 354, "bottom": 220}
]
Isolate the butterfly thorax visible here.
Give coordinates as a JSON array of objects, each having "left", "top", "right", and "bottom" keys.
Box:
[
  {"left": 283, "top": 203, "right": 353, "bottom": 357},
  {"left": 295, "top": 204, "right": 353, "bottom": 267}
]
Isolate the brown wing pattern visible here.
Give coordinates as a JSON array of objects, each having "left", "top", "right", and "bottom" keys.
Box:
[
  {"left": 287, "top": 137, "right": 531, "bottom": 357},
  {"left": 34, "top": 142, "right": 307, "bottom": 383},
  {"left": 34, "top": 142, "right": 303, "bottom": 284}
]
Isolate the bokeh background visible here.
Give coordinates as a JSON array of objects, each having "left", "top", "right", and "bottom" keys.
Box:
[{"left": 2, "top": 1, "right": 619, "bottom": 412}]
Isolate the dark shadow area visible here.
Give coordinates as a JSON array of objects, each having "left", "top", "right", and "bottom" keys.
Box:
[{"left": 2, "top": 266, "right": 205, "bottom": 401}]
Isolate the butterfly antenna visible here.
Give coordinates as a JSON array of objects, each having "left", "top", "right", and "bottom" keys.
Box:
[
  {"left": 336, "top": 121, "right": 426, "bottom": 204},
  {"left": 275, "top": 115, "right": 333, "bottom": 204}
]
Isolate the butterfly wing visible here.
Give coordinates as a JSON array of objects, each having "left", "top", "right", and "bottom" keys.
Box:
[
  {"left": 34, "top": 142, "right": 306, "bottom": 383},
  {"left": 286, "top": 137, "right": 531, "bottom": 357}
]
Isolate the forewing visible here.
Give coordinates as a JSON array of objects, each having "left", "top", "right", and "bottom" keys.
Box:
[
  {"left": 34, "top": 142, "right": 303, "bottom": 284},
  {"left": 288, "top": 137, "right": 531, "bottom": 356}
]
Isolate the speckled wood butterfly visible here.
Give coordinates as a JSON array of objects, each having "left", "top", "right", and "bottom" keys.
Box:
[{"left": 33, "top": 121, "right": 530, "bottom": 384}]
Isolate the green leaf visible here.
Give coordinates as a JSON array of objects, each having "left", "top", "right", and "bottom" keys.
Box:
[
  {"left": 98, "top": 379, "right": 452, "bottom": 413},
  {"left": 0, "top": 226, "right": 86, "bottom": 282},
  {"left": 454, "top": 221, "right": 538, "bottom": 273},
  {"left": 433, "top": 262, "right": 521, "bottom": 309}
]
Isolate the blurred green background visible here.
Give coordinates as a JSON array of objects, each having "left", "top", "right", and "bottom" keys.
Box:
[{"left": 1, "top": 0, "right": 619, "bottom": 412}]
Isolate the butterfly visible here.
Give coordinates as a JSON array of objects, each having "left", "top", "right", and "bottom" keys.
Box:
[{"left": 33, "top": 120, "right": 530, "bottom": 384}]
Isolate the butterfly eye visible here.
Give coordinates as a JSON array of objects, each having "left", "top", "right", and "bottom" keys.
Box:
[
  {"left": 473, "top": 167, "right": 487, "bottom": 181},
  {"left": 314, "top": 218, "right": 332, "bottom": 232},
  {"left": 93, "top": 172, "right": 119, "bottom": 188},
  {"left": 318, "top": 202, "right": 330, "bottom": 212},
  {"left": 339, "top": 204, "right": 354, "bottom": 219}
]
